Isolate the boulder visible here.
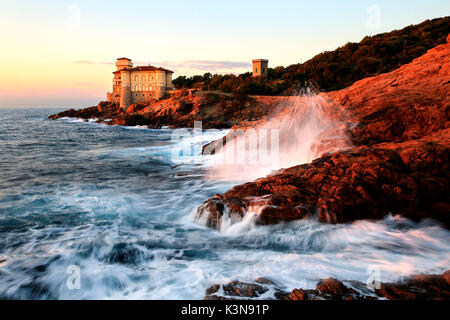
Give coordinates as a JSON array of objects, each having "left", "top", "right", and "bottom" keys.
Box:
[
  {"left": 204, "top": 270, "right": 450, "bottom": 300},
  {"left": 375, "top": 270, "right": 450, "bottom": 300}
]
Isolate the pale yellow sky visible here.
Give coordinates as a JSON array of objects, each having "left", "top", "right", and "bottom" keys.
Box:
[{"left": 0, "top": 0, "right": 448, "bottom": 107}]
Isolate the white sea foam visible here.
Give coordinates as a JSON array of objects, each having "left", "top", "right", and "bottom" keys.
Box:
[
  {"left": 206, "top": 89, "right": 352, "bottom": 182},
  {"left": 1, "top": 109, "right": 448, "bottom": 300},
  {"left": 1, "top": 207, "right": 448, "bottom": 300}
]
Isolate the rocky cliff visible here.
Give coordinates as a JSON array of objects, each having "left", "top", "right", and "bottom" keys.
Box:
[
  {"left": 196, "top": 35, "right": 450, "bottom": 229},
  {"left": 49, "top": 90, "right": 283, "bottom": 129}
]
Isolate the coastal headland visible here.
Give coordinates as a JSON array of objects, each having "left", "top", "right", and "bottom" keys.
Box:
[{"left": 48, "top": 26, "right": 450, "bottom": 299}]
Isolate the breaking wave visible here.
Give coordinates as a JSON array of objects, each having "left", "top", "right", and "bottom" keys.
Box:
[
  {"left": 0, "top": 108, "right": 448, "bottom": 299},
  {"left": 206, "top": 88, "right": 352, "bottom": 182}
]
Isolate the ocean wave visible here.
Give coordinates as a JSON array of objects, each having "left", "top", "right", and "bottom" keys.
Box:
[{"left": 0, "top": 108, "right": 448, "bottom": 299}]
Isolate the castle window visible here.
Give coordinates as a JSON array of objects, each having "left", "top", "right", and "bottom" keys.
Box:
[
  {"left": 255, "top": 68, "right": 258, "bottom": 73},
  {"left": 142, "top": 75, "right": 145, "bottom": 82},
  {"left": 148, "top": 75, "right": 152, "bottom": 81},
  {"left": 135, "top": 75, "right": 138, "bottom": 82},
  {"left": 149, "top": 86, "right": 152, "bottom": 91}
]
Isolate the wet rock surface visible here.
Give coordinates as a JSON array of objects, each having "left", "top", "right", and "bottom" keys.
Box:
[
  {"left": 204, "top": 270, "right": 450, "bottom": 300},
  {"left": 205, "top": 279, "right": 272, "bottom": 300},
  {"left": 48, "top": 101, "right": 123, "bottom": 121},
  {"left": 375, "top": 270, "right": 450, "bottom": 300},
  {"left": 197, "top": 138, "right": 450, "bottom": 229}
]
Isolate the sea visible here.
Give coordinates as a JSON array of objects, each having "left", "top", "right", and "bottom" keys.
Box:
[{"left": 0, "top": 107, "right": 449, "bottom": 299}]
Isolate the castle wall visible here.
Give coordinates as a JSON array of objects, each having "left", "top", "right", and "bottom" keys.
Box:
[
  {"left": 109, "top": 58, "right": 173, "bottom": 109},
  {"left": 130, "top": 70, "right": 161, "bottom": 102},
  {"left": 154, "top": 71, "right": 167, "bottom": 99},
  {"left": 128, "top": 70, "right": 171, "bottom": 101},
  {"left": 110, "top": 73, "right": 122, "bottom": 103},
  {"left": 166, "top": 73, "right": 173, "bottom": 90}
]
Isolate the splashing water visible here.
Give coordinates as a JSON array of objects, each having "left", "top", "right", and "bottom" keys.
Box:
[
  {"left": 220, "top": 206, "right": 263, "bottom": 235},
  {"left": 0, "top": 108, "right": 448, "bottom": 300},
  {"left": 206, "top": 88, "right": 352, "bottom": 182}
]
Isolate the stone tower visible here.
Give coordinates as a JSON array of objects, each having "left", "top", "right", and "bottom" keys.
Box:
[
  {"left": 252, "top": 59, "right": 269, "bottom": 77},
  {"left": 119, "top": 70, "right": 132, "bottom": 109},
  {"left": 116, "top": 58, "right": 133, "bottom": 109},
  {"left": 116, "top": 57, "right": 133, "bottom": 71}
]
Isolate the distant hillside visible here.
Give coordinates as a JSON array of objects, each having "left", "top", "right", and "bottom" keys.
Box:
[
  {"left": 280, "top": 16, "right": 450, "bottom": 92},
  {"left": 173, "top": 16, "right": 450, "bottom": 94}
]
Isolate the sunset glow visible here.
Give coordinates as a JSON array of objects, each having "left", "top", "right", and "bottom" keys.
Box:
[
  {"left": 0, "top": 0, "right": 449, "bottom": 306},
  {"left": 0, "top": 0, "right": 448, "bottom": 107}
]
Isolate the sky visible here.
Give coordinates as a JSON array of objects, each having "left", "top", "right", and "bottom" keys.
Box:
[{"left": 0, "top": 0, "right": 448, "bottom": 108}]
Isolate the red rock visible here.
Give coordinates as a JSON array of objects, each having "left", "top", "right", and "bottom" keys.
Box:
[
  {"left": 48, "top": 101, "right": 121, "bottom": 121},
  {"left": 50, "top": 91, "right": 283, "bottom": 129},
  {"left": 329, "top": 40, "right": 449, "bottom": 146},
  {"left": 316, "top": 278, "right": 351, "bottom": 296},
  {"left": 198, "top": 141, "right": 450, "bottom": 229},
  {"left": 289, "top": 289, "right": 308, "bottom": 300},
  {"left": 205, "top": 270, "right": 450, "bottom": 300},
  {"left": 125, "top": 104, "right": 147, "bottom": 113},
  {"left": 205, "top": 281, "right": 268, "bottom": 299},
  {"left": 443, "top": 270, "right": 450, "bottom": 285},
  {"left": 375, "top": 270, "right": 450, "bottom": 300},
  {"left": 197, "top": 41, "right": 450, "bottom": 229}
]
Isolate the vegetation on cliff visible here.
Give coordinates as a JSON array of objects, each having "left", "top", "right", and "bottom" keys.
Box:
[{"left": 173, "top": 17, "right": 450, "bottom": 94}]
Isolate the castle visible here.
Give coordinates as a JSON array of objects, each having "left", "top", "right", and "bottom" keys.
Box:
[
  {"left": 107, "top": 57, "right": 268, "bottom": 109},
  {"left": 107, "top": 57, "right": 174, "bottom": 109}
]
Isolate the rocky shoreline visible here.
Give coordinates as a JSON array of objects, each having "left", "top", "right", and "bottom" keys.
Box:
[
  {"left": 48, "top": 90, "right": 285, "bottom": 129},
  {"left": 48, "top": 36, "right": 450, "bottom": 300},
  {"left": 198, "top": 38, "right": 449, "bottom": 301},
  {"left": 204, "top": 270, "right": 450, "bottom": 300},
  {"left": 197, "top": 36, "right": 450, "bottom": 230}
]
